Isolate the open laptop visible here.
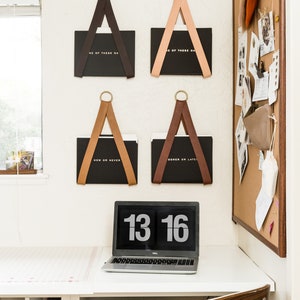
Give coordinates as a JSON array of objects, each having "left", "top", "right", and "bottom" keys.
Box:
[{"left": 102, "top": 201, "right": 199, "bottom": 274}]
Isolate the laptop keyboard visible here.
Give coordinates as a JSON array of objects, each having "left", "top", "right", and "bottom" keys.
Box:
[{"left": 111, "top": 257, "right": 195, "bottom": 266}]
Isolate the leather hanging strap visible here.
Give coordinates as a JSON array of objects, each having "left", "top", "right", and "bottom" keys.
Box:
[
  {"left": 75, "top": 0, "right": 134, "bottom": 78},
  {"left": 151, "top": 0, "right": 211, "bottom": 78},
  {"left": 153, "top": 91, "right": 212, "bottom": 184},
  {"left": 77, "top": 92, "right": 137, "bottom": 185}
]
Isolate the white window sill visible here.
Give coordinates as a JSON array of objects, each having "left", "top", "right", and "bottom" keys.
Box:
[{"left": 0, "top": 173, "right": 49, "bottom": 185}]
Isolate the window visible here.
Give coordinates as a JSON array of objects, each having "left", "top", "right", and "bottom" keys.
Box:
[{"left": 0, "top": 0, "right": 42, "bottom": 174}]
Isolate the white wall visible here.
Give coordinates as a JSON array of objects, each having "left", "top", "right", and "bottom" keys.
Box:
[
  {"left": 1, "top": 0, "right": 297, "bottom": 299},
  {"left": 0, "top": 0, "right": 235, "bottom": 247}
]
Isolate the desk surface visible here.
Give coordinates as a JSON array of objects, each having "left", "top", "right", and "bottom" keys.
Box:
[
  {"left": 95, "top": 246, "right": 275, "bottom": 297},
  {"left": 0, "top": 246, "right": 274, "bottom": 297}
]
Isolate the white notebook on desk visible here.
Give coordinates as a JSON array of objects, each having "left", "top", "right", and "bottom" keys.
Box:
[{"left": 102, "top": 201, "right": 199, "bottom": 274}]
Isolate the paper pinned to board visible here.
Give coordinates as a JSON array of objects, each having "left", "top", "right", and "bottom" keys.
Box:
[
  {"left": 258, "top": 11, "right": 275, "bottom": 57},
  {"left": 268, "top": 50, "right": 280, "bottom": 105},
  {"left": 248, "top": 32, "right": 260, "bottom": 78},
  {"left": 235, "top": 113, "right": 248, "bottom": 182},
  {"left": 255, "top": 149, "right": 278, "bottom": 231},
  {"left": 235, "top": 27, "right": 248, "bottom": 106},
  {"left": 252, "top": 71, "right": 269, "bottom": 101},
  {"left": 255, "top": 187, "right": 273, "bottom": 231}
]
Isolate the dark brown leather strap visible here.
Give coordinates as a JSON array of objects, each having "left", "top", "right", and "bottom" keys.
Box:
[
  {"left": 151, "top": 0, "right": 211, "bottom": 78},
  {"left": 104, "top": 0, "right": 134, "bottom": 78},
  {"left": 75, "top": 0, "right": 134, "bottom": 78},
  {"left": 153, "top": 92, "right": 212, "bottom": 184},
  {"left": 77, "top": 92, "right": 137, "bottom": 185}
]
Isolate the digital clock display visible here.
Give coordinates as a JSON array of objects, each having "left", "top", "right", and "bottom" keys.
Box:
[{"left": 114, "top": 202, "right": 199, "bottom": 254}]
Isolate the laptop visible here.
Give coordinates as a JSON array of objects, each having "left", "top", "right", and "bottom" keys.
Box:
[{"left": 102, "top": 201, "right": 199, "bottom": 274}]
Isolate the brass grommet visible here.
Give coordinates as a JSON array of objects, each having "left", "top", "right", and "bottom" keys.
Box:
[
  {"left": 175, "top": 90, "right": 188, "bottom": 102},
  {"left": 100, "top": 91, "right": 113, "bottom": 102}
]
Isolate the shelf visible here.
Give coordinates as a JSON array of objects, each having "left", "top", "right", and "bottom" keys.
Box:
[{"left": 0, "top": 169, "right": 37, "bottom": 175}]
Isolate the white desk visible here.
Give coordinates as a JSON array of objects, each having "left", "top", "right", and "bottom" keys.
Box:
[
  {"left": 0, "top": 246, "right": 274, "bottom": 299},
  {"left": 0, "top": 247, "right": 99, "bottom": 297},
  {"left": 95, "top": 246, "right": 275, "bottom": 297}
]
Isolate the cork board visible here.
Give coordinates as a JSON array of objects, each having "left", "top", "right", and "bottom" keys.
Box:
[{"left": 232, "top": 0, "right": 286, "bottom": 257}]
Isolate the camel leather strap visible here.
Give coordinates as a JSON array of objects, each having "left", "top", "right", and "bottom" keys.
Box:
[
  {"left": 151, "top": 0, "right": 211, "bottom": 78},
  {"left": 77, "top": 93, "right": 136, "bottom": 185},
  {"left": 75, "top": 0, "right": 134, "bottom": 78},
  {"left": 153, "top": 92, "right": 212, "bottom": 184}
]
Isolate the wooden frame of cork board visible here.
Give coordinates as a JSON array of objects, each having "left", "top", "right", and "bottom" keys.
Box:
[{"left": 232, "top": 0, "right": 286, "bottom": 257}]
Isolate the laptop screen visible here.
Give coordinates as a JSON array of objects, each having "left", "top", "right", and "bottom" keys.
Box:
[{"left": 112, "top": 201, "right": 199, "bottom": 257}]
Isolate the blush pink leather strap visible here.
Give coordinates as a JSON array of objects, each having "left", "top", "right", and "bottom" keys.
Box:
[{"left": 151, "top": 0, "right": 211, "bottom": 78}]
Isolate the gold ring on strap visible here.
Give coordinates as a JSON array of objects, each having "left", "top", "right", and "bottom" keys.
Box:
[
  {"left": 175, "top": 90, "right": 188, "bottom": 102},
  {"left": 100, "top": 91, "right": 113, "bottom": 102}
]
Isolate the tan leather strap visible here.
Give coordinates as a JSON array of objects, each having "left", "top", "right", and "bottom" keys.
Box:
[
  {"left": 77, "top": 92, "right": 137, "bottom": 185},
  {"left": 153, "top": 91, "right": 212, "bottom": 184},
  {"left": 151, "top": 0, "right": 211, "bottom": 78},
  {"left": 75, "top": 0, "right": 134, "bottom": 78}
]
